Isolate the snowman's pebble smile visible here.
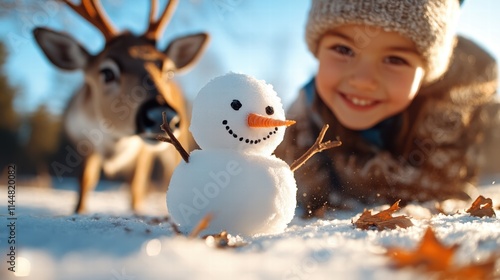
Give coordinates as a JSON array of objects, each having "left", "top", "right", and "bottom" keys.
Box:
[{"left": 222, "top": 119, "right": 278, "bottom": 144}]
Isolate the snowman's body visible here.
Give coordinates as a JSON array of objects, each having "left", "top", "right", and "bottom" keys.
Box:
[
  {"left": 166, "top": 72, "right": 298, "bottom": 236},
  {"left": 167, "top": 149, "right": 296, "bottom": 235}
]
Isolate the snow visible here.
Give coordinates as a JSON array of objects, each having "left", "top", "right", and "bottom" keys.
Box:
[
  {"left": 170, "top": 73, "right": 296, "bottom": 236},
  {"left": 190, "top": 72, "right": 288, "bottom": 154},
  {"left": 1, "top": 182, "right": 499, "bottom": 280},
  {"left": 168, "top": 150, "right": 296, "bottom": 236}
]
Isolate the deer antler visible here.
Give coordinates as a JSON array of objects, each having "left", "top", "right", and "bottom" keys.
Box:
[
  {"left": 61, "top": 0, "right": 117, "bottom": 41},
  {"left": 145, "top": 0, "right": 178, "bottom": 41}
]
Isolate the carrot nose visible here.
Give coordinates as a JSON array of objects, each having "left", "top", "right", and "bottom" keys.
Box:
[{"left": 247, "top": 113, "right": 296, "bottom": 128}]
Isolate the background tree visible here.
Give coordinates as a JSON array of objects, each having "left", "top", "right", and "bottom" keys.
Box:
[
  {"left": 22, "top": 105, "right": 62, "bottom": 175},
  {"left": 0, "top": 39, "right": 64, "bottom": 184},
  {"left": 0, "top": 41, "right": 20, "bottom": 171}
]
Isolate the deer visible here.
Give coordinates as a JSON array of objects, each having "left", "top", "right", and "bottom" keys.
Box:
[{"left": 33, "top": 0, "right": 209, "bottom": 213}]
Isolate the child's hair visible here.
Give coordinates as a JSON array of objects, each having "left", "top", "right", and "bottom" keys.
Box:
[{"left": 305, "top": 0, "right": 462, "bottom": 84}]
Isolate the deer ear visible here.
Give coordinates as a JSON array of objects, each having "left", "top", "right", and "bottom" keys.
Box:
[
  {"left": 164, "top": 33, "right": 209, "bottom": 72},
  {"left": 33, "top": 27, "right": 90, "bottom": 70}
]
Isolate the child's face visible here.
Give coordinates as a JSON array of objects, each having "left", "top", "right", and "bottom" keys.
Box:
[{"left": 316, "top": 24, "right": 425, "bottom": 130}]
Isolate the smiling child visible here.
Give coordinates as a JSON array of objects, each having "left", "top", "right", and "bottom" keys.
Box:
[{"left": 276, "top": 0, "right": 499, "bottom": 216}]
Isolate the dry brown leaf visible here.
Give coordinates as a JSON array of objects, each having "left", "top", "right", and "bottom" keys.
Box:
[
  {"left": 386, "top": 227, "right": 458, "bottom": 271},
  {"left": 437, "top": 258, "right": 497, "bottom": 280},
  {"left": 353, "top": 200, "right": 413, "bottom": 230},
  {"left": 466, "top": 195, "right": 496, "bottom": 218},
  {"left": 386, "top": 227, "right": 497, "bottom": 279}
]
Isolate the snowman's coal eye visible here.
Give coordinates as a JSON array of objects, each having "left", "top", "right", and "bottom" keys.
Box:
[
  {"left": 231, "top": 100, "right": 242, "bottom": 111},
  {"left": 265, "top": 106, "right": 274, "bottom": 115}
]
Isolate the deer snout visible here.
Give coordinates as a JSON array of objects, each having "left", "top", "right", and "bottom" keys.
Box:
[{"left": 136, "top": 98, "right": 180, "bottom": 140}]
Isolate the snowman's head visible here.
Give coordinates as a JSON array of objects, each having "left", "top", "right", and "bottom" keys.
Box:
[{"left": 190, "top": 72, "right": 295, "bottom": 154}]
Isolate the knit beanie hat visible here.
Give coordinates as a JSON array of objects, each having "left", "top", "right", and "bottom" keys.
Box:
[{"left": 306, "top": 0, "right": 461, "bottom": 84}]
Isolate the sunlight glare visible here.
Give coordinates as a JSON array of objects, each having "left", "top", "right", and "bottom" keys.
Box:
[
  {"left": 145, "top": 239, "right": 162, "bottom": 256},
  {"left": 14, "top": 257, "right": 31, "bottom": 277}
]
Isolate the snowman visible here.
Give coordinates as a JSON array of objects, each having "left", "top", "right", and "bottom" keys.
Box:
[{"left": 161, "top": 72, "right": 340, "bottom": 236}]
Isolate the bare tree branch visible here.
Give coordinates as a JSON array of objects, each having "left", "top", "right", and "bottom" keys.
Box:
[
  {"left": 290, "top": 124, "right": 342, "bottom": 172},
  {"left": 157, "top": 111, "right": 190, "bottom": 163}
]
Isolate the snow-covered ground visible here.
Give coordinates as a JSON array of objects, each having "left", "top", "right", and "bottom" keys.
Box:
[{"left": 0, "top": 180, "right": 499, "bottom": 280}]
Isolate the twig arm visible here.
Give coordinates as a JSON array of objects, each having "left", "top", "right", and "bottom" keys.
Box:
[
  {"left": 157, "top": 112, "right": 190, "bottom": 163},
  {"left": 289, "top": 124, "right": 342, "bottom": 172}
]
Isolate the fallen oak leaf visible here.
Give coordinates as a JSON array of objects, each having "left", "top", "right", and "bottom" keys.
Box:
[
  {"left": 386, "top": 227, "right": 459, "bottom": 271},
  {"left": 437, "top": 257, "right": 497, "bottom": 280},
  {"left": 353, "top": 200, "right": 413, "bottom": 230},
  {"left": 386, "top": 227, "right": 498, "bottom": 279},
  {"left": 466, "top": 195, "right": 496, "bottom": 218}
]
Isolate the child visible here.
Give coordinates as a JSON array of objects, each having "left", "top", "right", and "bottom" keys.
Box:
[{"left": 276, "top": 0, "right": 499, "bottom": 216}]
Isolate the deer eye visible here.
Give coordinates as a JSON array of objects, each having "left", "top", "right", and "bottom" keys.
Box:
[
  {"left": 231, "top": 99, "right": 242, "bottom": 111},
  {"left": 100, "top": 68, "right": 116, "bottom": 83},
  {"left": 99, "top": 59, "right": 120, "bottom": 84}
]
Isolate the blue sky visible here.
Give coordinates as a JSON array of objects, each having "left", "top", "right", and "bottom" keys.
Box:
[{"left": 1, "top": 0, "right": 499, "bottom": 115}]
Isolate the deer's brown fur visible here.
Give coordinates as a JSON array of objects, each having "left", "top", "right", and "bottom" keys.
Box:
[{"left": 34, "top": 0, "right": 209, "bottom": 213}]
